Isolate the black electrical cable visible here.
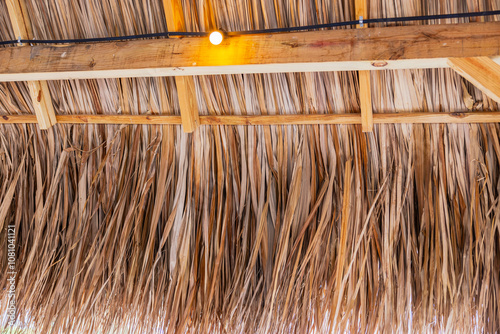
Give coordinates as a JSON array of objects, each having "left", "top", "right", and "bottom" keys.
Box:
[
  {"left": 0, "top": 31, "right": 207, "bottom": 46},
  {"left": 0, "top": 10, "right": 499, "bottom": 46},
  {"left": 232, "top": 10, "right": 500, "bottom": 35}
]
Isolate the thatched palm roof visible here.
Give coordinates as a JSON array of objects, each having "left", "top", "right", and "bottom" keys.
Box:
[{"left": 1, "top": 0, "right": 500, "bottom": 333}]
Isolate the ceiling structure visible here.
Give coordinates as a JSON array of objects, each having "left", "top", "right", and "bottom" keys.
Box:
[
  {"left": 1, "top": 0, "right": 500, "bottom": 333},
  {"left": 1, "top": 1, "right": 500, "bottom": 131}
]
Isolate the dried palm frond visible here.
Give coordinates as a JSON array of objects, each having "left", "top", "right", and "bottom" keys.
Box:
[{"left": 1, "top": 0, "right": 500, "bottom": 333}]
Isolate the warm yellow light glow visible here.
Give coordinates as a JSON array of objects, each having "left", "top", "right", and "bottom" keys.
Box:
[{"left": 209, "top": 31, "right": 223, "bottom": 45}]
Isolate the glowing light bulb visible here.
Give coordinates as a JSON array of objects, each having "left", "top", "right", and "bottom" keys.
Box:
[{"left": 209, "top": 31, "right": 223, "bottom": 45}]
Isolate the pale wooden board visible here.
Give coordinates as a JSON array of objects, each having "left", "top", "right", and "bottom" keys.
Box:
[
  {"left": 355, "top": 0, "right": 373, "bottom": 132},
  {"left": 358, "top": 71, "right": 373, "bottom": 132},
  {"left": 448, "top": 57, "right": 500, "bottom": 104},
  {"left": 27, "top": 81, "right": 57, "bottom": 129},
  {"left": 6, "top": 0, "right": 56, "bottom": 129},
  {"left": 163, "top": 0, "right": 200, "bottom": 133}
]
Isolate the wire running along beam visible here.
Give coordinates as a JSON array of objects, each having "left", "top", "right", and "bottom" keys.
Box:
[
  {"left": 0, "top": 10, "right": 499, "bottom": 45},
  {"left": 1, "top": 11, "right": 500, "bottom": 128},
  {"left": 2, "top": 21, "right": 500, "bottom": 82}
]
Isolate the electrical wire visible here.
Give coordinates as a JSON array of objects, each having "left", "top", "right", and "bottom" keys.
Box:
[
  {"left": 0, "top": 10, "right": 499, "bottom": 46},
  {"left": 232, "top": 10, "right": 500, "bottom": 34},
  {"left": 0, "top": 32, "right": 206, "bottom": 46}
]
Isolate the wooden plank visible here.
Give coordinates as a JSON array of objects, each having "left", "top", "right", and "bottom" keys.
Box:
[
  {"left": 174, "top": 76, "right": 200, "bottom": 132},
  {"left": 162, "top": 0, "right": 200, "bottom": 133},
  {"left": 6, "top": 0, "right": 56, "bottom": 129},
  {"left": 358, "top": 72, "right": 373, "bottom": 131},
  {"left": 354, "top": 0, "right": 368, "bottom": 28},
  {"left": 6, "top": 0, "right": 33, "bottom": 40},
  {"left": 355, "top": 0, "right": 373, "bottom": 132},
  {"left": 201, "top": 112, "right": 500, "bottom": 125},
  {"left": 0, "top": 114, "right": 38, "bottom": 124},
  {"left": 162, "top": 0, "right": 186, "bottom": 32},
  {"left": 448, "top": 57, "right": 500, "bottom": 104},
  {"left": 1, "top": 22, "right": 500, "bottom": 81},
  {"left": 0, "top": 114, "right": 181, "bottom": 124},
  {"left": 27, "top": 81, "right": 57, "bottom": 128},
  {"left": 2, "top": 112, "right": 500, "bottom": 125}
]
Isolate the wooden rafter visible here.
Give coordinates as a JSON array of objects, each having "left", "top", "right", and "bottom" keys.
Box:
[
  {"left": 448, "top": 57, "right": 500, "bottom": 104},
  {"left": 162, "top": 0, "right": 200, "bottom": 133},
  {"left": 5, "top": 0, "right": 32, "bottom": 40},
  {"left": 6, "top": 0, "right": 56, "bottom": 129},
  {"left": 355, "top": 0, "right": 373, "bottom": 132},
  {"left": 1, "top": 22, "right": 500, "bottom": 82},
  {"left": 2, "top": 112, "right": 500, "bottom": 125},
  {"left": 26, "top": 81, "right": 57, "bottom": 129}
]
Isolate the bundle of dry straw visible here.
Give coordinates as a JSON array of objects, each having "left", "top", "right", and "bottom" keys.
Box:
[{"left": 1, "top": 0, "right": 500, "bottom": 333}]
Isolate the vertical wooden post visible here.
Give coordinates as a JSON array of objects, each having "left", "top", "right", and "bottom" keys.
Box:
[
  {"left": 6, "top": 0, "right": 57, "bottom": 130},
  {"left": 355, "top": 0, "right": 373, "bottom": 132},
  {"left": 163, "top": 0, "right": 200, "bottom": 133}
]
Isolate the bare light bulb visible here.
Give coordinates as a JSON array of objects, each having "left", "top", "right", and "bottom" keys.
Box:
[{"left": 209, "top": 31, "right": 223, "bottom": 45}]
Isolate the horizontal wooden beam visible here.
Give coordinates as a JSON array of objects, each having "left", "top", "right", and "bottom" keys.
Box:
[
  {"left": 1, "top": 22, "right": 500, "bottom": 81},
  {"left": 1, "top": 112, "right": 500, "bottom": 126},
  {"left": 448, "top": 57, "right": 500, "bottom": 104}
]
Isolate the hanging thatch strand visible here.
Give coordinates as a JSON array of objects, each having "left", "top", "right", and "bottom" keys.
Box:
[{"left": 1, "top": 0, "right": 500, "bottom": 333}]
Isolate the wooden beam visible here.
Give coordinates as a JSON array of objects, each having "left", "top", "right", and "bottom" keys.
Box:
[
  {"left": 162, "top": 0, "right": 186, "bottom": 32},
  {"left": 358, "top": 73, "right": 373, "bottom": 131},
  {"left": 162, "top": 0, "right": 200, "bottom": 133},
  {"left": 1, "top": 112, "right": 500, "bottom": 125},
  {"left": 27, "top": 81, "right": 57, "bottom": 128},
  {"left": 448, "top": 57, "right": 500, "bottom": 104},
  {"left": 174, "top": 76, "right": 200, "bottom": 132},
  {"left": 1, "top": 22, "right": 500, "bottom": 81},
  {"left": 0, "top": 114, "right": 181, "bottom": 125},
  {"left": 201, "top": 112, "right": 500, "bottom": 125},
  {"left": 6, "top": 0, "right": 56, "bottom": 129},
  {"left": 355, "top": 0, "right": 373, "bottom": 132},
  {"left": 6, "top": 0, "right": 33, "bottom": 40}
]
